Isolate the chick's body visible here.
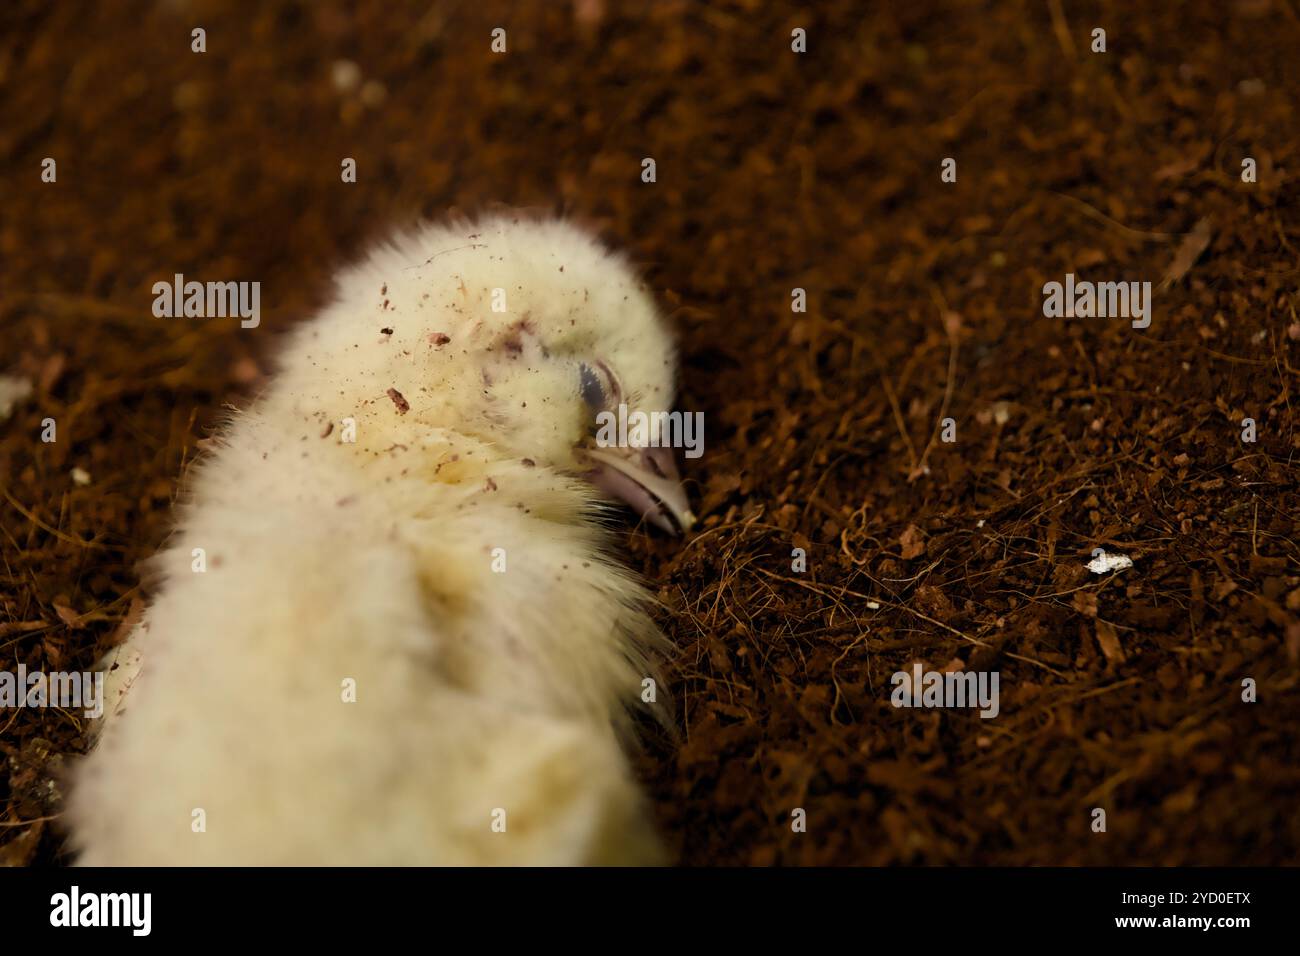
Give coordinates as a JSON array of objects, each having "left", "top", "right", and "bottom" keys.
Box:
[{"left": 69, "top": 218, "right": 681, "bottom": 865}]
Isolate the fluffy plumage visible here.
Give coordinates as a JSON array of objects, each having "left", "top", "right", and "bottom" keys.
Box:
[{"left": 68, "top": 217, "right": 690, "bottom": 865}]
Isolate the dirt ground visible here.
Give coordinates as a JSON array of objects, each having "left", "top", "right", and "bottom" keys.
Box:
[{"left": 2, "top": 0, "right": 1298, "bottom": 866}]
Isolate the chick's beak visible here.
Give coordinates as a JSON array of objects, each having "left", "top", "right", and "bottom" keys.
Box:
[{"left": 581, "top": 444, "right": 696, "bottom": 534}]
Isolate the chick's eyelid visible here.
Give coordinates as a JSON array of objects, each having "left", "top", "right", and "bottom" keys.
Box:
[
  {"left": 579, "top": 360, "right": 623, "bottom": 408},
  {"left": 594, "top": 359, "right": 623, "bottom": 404}
]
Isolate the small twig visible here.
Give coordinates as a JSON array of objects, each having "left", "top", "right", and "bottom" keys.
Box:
[
  {"left": 880, "top": 373, "right": 919, "bottom": 474},
  {"left": 0, "top": 814, "right": 61, "bottom": 827},
  {"left": 1047, "top": 0, "right": 1078, "bottom": 60},
  {"left": 910, "top": 287, "right": 960, "bottom": 482},
  {"left": 1, "top": 488, "right": 115, "bottom": 551}
]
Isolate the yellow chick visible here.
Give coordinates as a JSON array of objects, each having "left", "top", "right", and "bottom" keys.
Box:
[{"left": 68, "top": 216, "right": 694, "bottom": 865}]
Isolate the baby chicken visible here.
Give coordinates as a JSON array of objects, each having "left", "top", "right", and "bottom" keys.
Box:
[{"left": 68, "top": 216, "right": 694, "bottom": 865}]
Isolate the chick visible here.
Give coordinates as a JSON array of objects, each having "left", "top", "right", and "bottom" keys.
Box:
[{"left": 68, "top": 216, "right": 695, "bottom": 865}]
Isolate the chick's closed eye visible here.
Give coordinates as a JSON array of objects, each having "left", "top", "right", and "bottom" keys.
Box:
[{"left": 579, "top": 362, "right": 608, "bottom": 409}]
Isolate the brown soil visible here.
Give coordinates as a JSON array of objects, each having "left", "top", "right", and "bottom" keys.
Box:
[{"left": 2, "top": 0, "right": 1298, "bottom": 866}]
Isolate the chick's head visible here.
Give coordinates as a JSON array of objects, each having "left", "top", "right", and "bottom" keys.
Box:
[{"left": 380, "top": 217, "right": 695, "bottom": 532}]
